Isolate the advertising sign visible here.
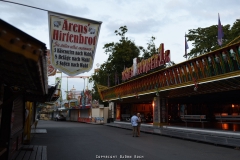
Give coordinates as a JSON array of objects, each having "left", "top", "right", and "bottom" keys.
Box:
[
  {"left": 48, "top": 12, "right": 102, "bottom": 76},
  {"left": 122, "top": 43, "right": 171, "bottom": 81},
  {"left": 47, "top": 50, "right": 57, "bottom": 76}
]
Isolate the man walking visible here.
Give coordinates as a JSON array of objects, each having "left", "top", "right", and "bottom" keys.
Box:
[{"left": 131, "top": 113, "right": 138, "bottom": 137}]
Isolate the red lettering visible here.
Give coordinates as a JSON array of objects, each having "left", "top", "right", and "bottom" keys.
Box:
[
  {"left": 79, "top": 34, "right": 84, "bottom": 44},
  {"left": 73, "top": 24, "right": 78, "bottom": 32},
  {"left": 66, "top": 32, "right": 70, "bottom": 42},
  {"left": 165, "top": 50, "right": 171, "bottom": 63},
  {"left": 88, "top": 37, "right": 93, "bottom": 45},
  {"left": 69, "top": 23, "right": 73, "bottom": 31},
  {"left": 78, "top": 25, "right": 84, "bottom": 33},
  {"left": 93, "top": 36, "right": 96, "bottom": 45},
  {"left": 74, "top": 35, "right": 78, "bottom": 43},
  {"left": 137, "top": 63, "right": 140, "bottom": 75},
  {"left": 53, "top": 30, "right": 59, "bottom": 40},
  {"left": 85, "top": 36, "right": 88, "bottom": 44},
  {"left": 62, "top": 20, "right": 68, "bottom": 31},
  {"left": 70, "top": 34, "right": 74, "bottom": 42},
  {"left": 84, "top": 26, "right": 88, "bottom": 34},
  {"left": 59, "top": 31, "right": 62, "bottom": 40},
  {"left": 62, "top": 33, "right": 66, "bottom": 41}
]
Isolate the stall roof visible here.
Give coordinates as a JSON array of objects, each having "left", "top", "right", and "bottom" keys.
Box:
[{"left": 0, "top": 19, "right": 58, "bottom": 102}]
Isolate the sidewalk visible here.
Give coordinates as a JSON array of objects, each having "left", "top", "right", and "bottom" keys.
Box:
[
  {"left": 104, "top": 121, "right": 240, "bottom": 148},
  {"left": 105, "top": 121, "right": 160, "bottom": 133},
  {"left": 86, "top": 122, "right": 104, "bottom": 125},
  {"left": 12, "top": 145, "right": 47, "bottom": 160}
]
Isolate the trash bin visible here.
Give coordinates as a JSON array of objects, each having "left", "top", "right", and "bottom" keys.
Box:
[{"left": 107, "top": 118, "right": 110, "bottom": 123}]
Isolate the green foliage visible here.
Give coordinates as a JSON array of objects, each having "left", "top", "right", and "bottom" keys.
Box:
[
  {"left": 186, "top": 20, "right": 240, "bottom": 59},
  {"left": 90, "top": 26, "right": 140, "bottom": 103},
  {"left": 139, "top": 36, "right": 158, "bottom": 59},
  {"left": 102, "top": 26, "right": 140, "bottom": 83}
]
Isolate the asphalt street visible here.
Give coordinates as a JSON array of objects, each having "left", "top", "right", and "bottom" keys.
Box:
[{"left": 31, "top": 120, "right": 240, "bottom": 160}]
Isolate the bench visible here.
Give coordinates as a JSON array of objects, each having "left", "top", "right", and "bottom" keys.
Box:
[
  {"left": 121, "top": 114, "right": 131, "bottom": 121},
  {"left": 215, "top": 115, "right": 240, "bottom": 121},
  {"left": 12, "top": 145, "right": 47, "bottom": 160},
  {"left": 180, "top": 115, "right": 206, "bottom": 122}
]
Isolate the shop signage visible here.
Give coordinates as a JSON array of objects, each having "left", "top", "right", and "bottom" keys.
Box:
[
  {"left": 48, "top": 12, "right": 102, "bottom": 76},
  {"left": 122, "top": 43, "right": 171, "bottom": 81}
]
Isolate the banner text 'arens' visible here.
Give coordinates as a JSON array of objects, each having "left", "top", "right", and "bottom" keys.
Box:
[{"left": 53, "top": 20, "right": 97, "bottom": 45}]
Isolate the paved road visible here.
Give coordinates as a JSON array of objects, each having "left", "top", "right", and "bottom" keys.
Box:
[{"left": 31, "top": 120, "right": 240, "bottom": 160}]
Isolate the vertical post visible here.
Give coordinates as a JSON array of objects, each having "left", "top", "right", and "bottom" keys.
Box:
[
  {"left": 24, "top": 101, "right": 32, "bottom": 143},
  {"left": 83, "top": 78, "right": 86, "bottom": 90},
  {"left": 86, "top": 77, "right": 89, "bottom": 90},
  {"left": 66, "top": 77, "right": 68, "bottom": 100},
  {"left": 60, "top": 72, "right": 62, "bottom": 109},
  {"left": 153, "top": 97, "right": 168, "bottom": 127},
  {"left": 153, "top": 97, "right": 160, "bottom": 127}
]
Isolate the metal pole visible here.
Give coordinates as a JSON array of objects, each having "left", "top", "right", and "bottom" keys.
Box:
[
  {"left": 83, "top": 78, "right": 86, "bottom": 90},
  {"left": 66, "top": 77, "right": 68, "bottom": 100},
  {"left": 60, "top": 72, "right": 62, "bottom": 108}
]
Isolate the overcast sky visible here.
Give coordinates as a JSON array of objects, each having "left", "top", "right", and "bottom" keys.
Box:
[{"left": 1, "top": 0, "right": 239, "bottom": 97}]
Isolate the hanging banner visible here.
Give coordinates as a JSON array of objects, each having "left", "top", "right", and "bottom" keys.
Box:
[
  {"left": 47, "top": 50, "right": 57, "bottom": 76},
  {"left": 48, "top": 12, "right": 102, "bottom": 76}
]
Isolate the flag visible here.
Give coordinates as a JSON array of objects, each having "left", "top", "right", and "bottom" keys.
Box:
[
  {"left": 218, "top": 13, "right": 224, "bottom": 46},
  {"left": 184, "top": 34, "right": 189, "bottom": 58}
]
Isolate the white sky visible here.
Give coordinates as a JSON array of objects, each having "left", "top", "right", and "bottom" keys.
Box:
[{"left": 1, "top": 0, "right": 239, "bottom": 97}]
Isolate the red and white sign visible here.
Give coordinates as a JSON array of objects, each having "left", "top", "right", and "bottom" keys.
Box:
[
  {"left": 47, "top": 50, "right": 57, "bottom": 76},
  {"left": 122, "top": 43, "right": 171, "bottom": 81},
  {"left": 48, "top": 12, "right": 102, "bottom": 76}
]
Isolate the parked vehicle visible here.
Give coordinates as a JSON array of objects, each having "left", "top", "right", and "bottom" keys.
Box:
[{"left": 54, "top": 114, "right": 66, "bottom": 121}]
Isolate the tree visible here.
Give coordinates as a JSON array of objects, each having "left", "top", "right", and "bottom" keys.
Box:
[
  {"left": 227, "top": 19, "right": 240, "bottom": 44},
  {"left": 186, "top": 20, "right": 240, "bottom": 59},
  {"left": 139, "top": 36, "right": 158, "bottom": 59},
  {"left": 89, "top": 26, "right": 140, "bottom": 103}
]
